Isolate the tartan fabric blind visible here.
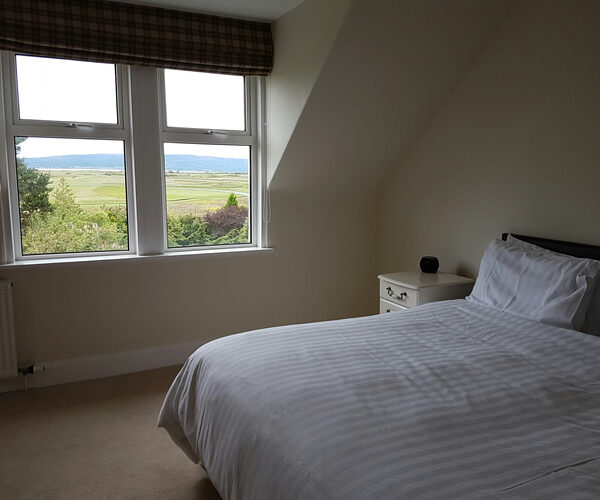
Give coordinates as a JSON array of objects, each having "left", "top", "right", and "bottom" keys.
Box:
[{"left": 0, "top": 0, "right": 273, "bottom": 76}]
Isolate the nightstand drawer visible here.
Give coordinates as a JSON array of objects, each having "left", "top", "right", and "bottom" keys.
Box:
[
  {"left": 379, "top": 280, "right": 418, "bottom": 308},
  {"left": 379, "top": 298, "right": 406, "bottom": 314},
  {"left": 378, "top": 271, "right": 474, "bottom": 315}
]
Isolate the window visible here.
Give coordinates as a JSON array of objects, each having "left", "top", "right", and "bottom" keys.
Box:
[
  {"left": 0, "top": 53, "right": 264, "bottom": 263},
  {"left": 163, "top": 70, "right": 245, "bottom": 130},
  {"left": 3, "top": 55, "right": 131, "bottom": 258},
  {"left": 161, "top": 69, "right": 254, "bottom": 249},
  {"left": 15, "top": 55, "right": 119, "bottom": 123},
  {"left": 15, "top": 137, "right": 129, "bottom": 256},
  {"left": 163, "top": 143, "right": 250, "bottom": 248}
]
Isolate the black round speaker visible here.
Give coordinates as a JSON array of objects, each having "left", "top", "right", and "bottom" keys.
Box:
[{"left": 420, "top": 256, "right": 439, "bottom": 273}]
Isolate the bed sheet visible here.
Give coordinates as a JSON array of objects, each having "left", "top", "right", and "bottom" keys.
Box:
[{"left": 158, "top": 300, "right": 600, "bottom": 499}]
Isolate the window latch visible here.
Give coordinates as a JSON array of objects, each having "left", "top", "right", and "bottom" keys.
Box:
[{"left": 66, "top": 122, "right": 93, "bottom": 128}]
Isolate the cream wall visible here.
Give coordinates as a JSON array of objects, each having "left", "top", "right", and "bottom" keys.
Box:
[{"left": 379, "top": 0, "right": 600, "bottom": 278}]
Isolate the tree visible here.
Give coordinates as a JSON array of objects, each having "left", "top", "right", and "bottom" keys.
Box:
[
  {"left": 15, "top": 138, "right": 52, "bottom": 227},
  {"left": 225, "top": 193, "right": 238, "bottom": 207},
  {"left": 52, "top": 177, "right": 80, "bottom": 214}
]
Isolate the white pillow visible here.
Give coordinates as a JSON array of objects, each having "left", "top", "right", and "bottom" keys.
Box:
[
  {"left": 467, "top": 238, "right": 600, "bottom": 330},
  {"left": 507, "top": 235, "right": 600, "bottom": 335}
]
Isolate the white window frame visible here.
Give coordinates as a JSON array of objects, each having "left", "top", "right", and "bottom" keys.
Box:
[
  {"left": 0, "top": 52, "right": 135, "bottom": 262},
  {"left": 158, "top": 69, "right": 260, "bottom": 253},
  {"left": 0, "top": 52, "right": 266, "bottom": 265}
]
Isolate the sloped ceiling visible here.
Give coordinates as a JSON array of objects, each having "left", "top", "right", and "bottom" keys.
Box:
[
  {"left": 269, "top": 0, "right": 516, "bottom": 196},
  {"left": 266, "top": 0, "right": 352, "bottom": 183}
]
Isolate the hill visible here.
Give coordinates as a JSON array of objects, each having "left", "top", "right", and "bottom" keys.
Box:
[{"left": 22, "top": 154, "right": 248, "bottom": 173}]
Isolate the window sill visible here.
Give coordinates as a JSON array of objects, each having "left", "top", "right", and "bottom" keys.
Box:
[{"left": 0, "top": 246, "right": 273, "bottom": 269}]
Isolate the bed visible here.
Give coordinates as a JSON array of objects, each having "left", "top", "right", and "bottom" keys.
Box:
[{"left": 158, "top": 234, "right": 600, "bottom": 499}]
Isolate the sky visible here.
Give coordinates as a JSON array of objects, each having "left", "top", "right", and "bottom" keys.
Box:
[
  {"left": 16, "top": 55, "right": 247, "bottom": 160},
  {"left": 17, "top": 56, "right": 118, "bottom": 124}
]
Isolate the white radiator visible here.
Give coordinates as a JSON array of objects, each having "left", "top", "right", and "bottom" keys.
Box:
[{"left": 0, "top": 281, "right": 17, "bottom": 378}]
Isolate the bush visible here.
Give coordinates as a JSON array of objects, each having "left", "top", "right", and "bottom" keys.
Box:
[
  {"left": 167, "top": 210, "right": 249, "bottom": 247},
  {"left": 210, "top": 217, "right": 249, "bottom": 245},
  {"left": 21, "top": 177, "right": 127, "bottom": 254},
  {"left": 167, "top": 214, "right": 210, "bottom": 247},
  {"left": 102, "top": 205, "right": 128, "bottom": 238},
  {"left": 166, "top": 215, "right": 182, "bottom": 248},
  {"left": 20, "top": 179, "right": 250, "bottom": 253},
  {"left": 203, "top": 205, "right": 248, "bottom": 237}
]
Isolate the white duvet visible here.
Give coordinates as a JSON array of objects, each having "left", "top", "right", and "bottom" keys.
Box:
[{"left": 158, "top": 300, "right": 600, "bottom": 499}]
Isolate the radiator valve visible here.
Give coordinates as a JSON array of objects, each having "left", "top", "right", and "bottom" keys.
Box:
[{"left": 20, "top": 364, "right": 46, "bottom": 375}]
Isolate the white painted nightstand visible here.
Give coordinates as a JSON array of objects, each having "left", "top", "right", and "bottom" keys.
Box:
[{"left": 378, "top": 271, "right": 474, "bottom": 314}]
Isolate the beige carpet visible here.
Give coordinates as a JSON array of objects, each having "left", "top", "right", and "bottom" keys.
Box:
[{"left": 0, "top": 366, "right": 221, "bottom": 500}]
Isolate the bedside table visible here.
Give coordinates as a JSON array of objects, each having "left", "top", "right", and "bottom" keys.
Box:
[{"left": 378, "top": 271, "right": 474, "bottom": 314}]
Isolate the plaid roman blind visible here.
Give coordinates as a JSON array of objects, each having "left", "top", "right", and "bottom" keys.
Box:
[{"left": 0, "top": 0, "right": 273, "bottom": 75}]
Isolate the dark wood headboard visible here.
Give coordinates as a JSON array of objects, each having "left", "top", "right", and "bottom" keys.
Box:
[{"left": 502, "top": 233, "right": 600, "bottom": 261}]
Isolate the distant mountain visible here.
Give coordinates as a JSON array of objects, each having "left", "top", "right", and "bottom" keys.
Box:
[
  {"left": 23, "top": 154, "right": 125, "bottom": 169},
  {"left": 165, "top": 155, "right": 248, "bottom": 173},
  {"left": 22, "top": 154, "right": 248, "bottom": 173}
]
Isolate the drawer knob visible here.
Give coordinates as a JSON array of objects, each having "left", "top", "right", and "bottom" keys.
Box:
[{"left": 386, "top": 287, "right": 408, "bottom": 301}]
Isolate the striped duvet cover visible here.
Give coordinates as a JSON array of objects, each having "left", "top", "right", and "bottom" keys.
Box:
[{"left": 158, "top": 300, "right": 600, "bottom": 499}]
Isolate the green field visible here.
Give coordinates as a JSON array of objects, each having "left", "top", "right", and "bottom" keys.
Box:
[{"left": 45, "top": 170, "right": 249, "bottom": 216}]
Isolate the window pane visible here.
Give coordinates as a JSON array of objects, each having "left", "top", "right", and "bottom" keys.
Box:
[
  {"left": 15, "top": 55, "right": 118, "bottom": 123},
  {"left": 15, "top": 137, "right": 129, "bottom": 255},
  {"left": 164, "top": 70, "right": 245, "bottom": 130},
  {"left": 164, "top": 143, "right": 250, "bottom": 248}
]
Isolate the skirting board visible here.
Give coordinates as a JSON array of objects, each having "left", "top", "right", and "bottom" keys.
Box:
[{"left": 0, "top": 340, "right": 202, "bottom": 393}]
